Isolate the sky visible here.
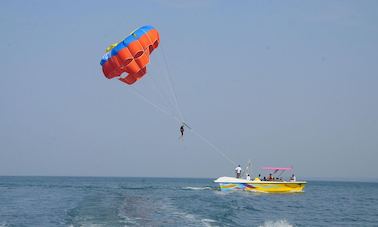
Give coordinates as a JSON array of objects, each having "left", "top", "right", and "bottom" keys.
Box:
[{"left": 0, "top": 0, "right": 377, "bottom": 180}]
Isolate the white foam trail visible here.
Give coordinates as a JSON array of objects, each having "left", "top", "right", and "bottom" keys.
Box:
[
  {"left": 259, "top": 219, "right": 293, "bottom": 227},
  {"left": 72, "top": 224, "right": 106, "bottom": 227},
  {"left": 182, "top": 186, "right": 213, "bottom": 190},
  {"left": 201, "top": 218, "right": 218, "bottom": 227},
  {"left": 118, "top": 212, "right": 139, "bottom": 226},
  {"left": 160, "top": 199, "right": 218, "bottom": 226}
]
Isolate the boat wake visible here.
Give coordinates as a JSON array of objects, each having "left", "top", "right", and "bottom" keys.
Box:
[
  {"left": 118, "top": 195, "right": 219, "bottom": 226},
  {"left": 259, "top": 219, "right": 293, "bottom": 227},
  {"left": 182, "top": 186, "right": 214, "bottom": 190}
]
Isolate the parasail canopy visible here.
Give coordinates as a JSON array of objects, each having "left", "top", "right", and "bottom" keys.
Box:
[{"left": 100, "top": 25, "right": 160, "bottom": 85}]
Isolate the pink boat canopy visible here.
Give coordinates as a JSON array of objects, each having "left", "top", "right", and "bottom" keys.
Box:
[{"left": 261, "top": 166, "right": 293, "bottom": 171}]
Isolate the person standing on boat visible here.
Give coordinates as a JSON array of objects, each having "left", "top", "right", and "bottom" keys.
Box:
[{"left": 235, "top": 165, "right": 242, "bottom": 178}]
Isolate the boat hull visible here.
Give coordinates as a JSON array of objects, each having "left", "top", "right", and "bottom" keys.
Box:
[{"left": 215, "top": 177, "right": 306, "bottom": 193}]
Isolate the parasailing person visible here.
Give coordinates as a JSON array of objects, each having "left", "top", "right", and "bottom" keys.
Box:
[{"left": 180, "top": 125, "right": 185, "bottom": 137}]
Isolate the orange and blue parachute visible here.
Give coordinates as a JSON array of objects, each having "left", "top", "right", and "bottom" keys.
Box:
[{"left": 100, "top": 25, "right": 160, "bottom": 85}]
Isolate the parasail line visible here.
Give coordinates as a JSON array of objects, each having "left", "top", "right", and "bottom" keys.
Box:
[
  {"left": 188, "top": 128, "right": 236, "bottom": 166},
  {"left": 182, "top": 122, "right": 192, "bottom": 129},
  {"left": 139, "top": 27, "right": 179, "bottom": 115},
  {"left": 160, "top": 43, "right": 186, "bottom": 123},
  {"left": 129, "top": 87, "right": 181, "bottom": 124},
  {"left": 130, "top": 87, "right": 236, "bottom": 167},
  {"left": 148, "top": 73, "right": 177, "bottom": 116}
]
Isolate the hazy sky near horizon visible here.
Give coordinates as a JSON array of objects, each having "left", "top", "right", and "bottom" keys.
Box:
[{"left": 1, "top": 0, "right": 377, "bottom": 179}]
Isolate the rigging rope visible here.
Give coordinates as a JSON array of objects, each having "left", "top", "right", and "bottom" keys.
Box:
[
  {"left": 149, "top": 72, "right": 176, "bottom": 115},
  {"left": 189, "top": 129, "right": 236, "bottom": 166},
  {"left": 159, "top": 43, "right": 186, "bottom": 122},
  {"left": 127, "top": 43, "right": 237, "bottom": 167},
  {"left": 129, "top": 86, "right": 236, "bottom": 167},
  {"left": 129, "top": 87, "right": 181, "bottom": 124}
]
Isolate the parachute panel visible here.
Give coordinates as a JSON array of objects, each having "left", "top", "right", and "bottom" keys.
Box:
[{"left": 119, "top": 67, "right": 147, "bottom": 85}]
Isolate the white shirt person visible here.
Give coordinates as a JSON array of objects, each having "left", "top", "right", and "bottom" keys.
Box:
[{"left": 235, "top": 165, "right": 242, "bottom": 178}]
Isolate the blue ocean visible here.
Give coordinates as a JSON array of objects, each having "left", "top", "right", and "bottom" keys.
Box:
[{"left": 0, "top": 177, "right": 377, "bottom": 227}]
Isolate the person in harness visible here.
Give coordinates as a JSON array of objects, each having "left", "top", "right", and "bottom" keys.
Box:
[{"left": 180, "top": 125, "right": 185, "bottom": 137}]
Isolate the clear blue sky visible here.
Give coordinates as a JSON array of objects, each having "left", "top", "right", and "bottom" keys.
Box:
[{"left": 1, "top": 0, "right": 377, "bottom": 179}]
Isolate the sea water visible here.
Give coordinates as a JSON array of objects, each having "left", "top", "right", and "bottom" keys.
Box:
[{"left": 0, "top": 176, "right": 377, "bottom": 226}]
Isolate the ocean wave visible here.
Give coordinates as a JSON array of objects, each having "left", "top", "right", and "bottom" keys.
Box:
[{"left": 259, "top": 219, "right": 293, "bottom": 227}]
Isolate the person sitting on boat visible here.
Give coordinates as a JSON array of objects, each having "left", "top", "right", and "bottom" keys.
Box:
[
  {"left": 254, "top": 174, "right": 261, "bottom": 181},
  {"left": 290, "top": 174, "right": 296, "bottom": 182},
  {"left": 246, "top": 174, "right": 251, "bottom": 181},
  {"left": 235, "top": 165, "right": 242, "bottom": 178},
  {"left": 263, "top": 176, "right": 267, "bottom": 181},
  {"left": 268, "top": 173, "right": 273, "bottom": 181}
]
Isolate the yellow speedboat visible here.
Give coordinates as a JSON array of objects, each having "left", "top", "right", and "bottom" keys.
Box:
[{"left": 214, "top": 167, "right": 307, "bottom": 193}]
